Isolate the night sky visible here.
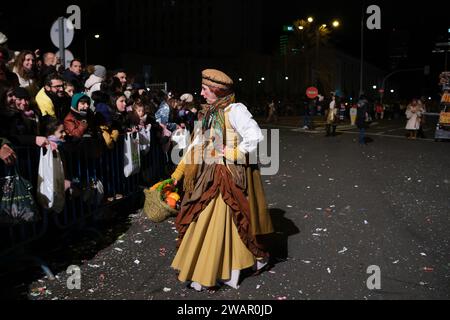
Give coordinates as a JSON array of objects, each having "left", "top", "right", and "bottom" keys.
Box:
[
  {"left": 262, "top": 0, "right": 449, "bottom": 68},
  {"left": 1, "top": 1, "right": 449, "bottom": 71}
]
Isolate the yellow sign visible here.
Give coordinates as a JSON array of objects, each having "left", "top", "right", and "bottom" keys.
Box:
[{"left": 439, "top": 112, "right": 450, "bottom": 124}]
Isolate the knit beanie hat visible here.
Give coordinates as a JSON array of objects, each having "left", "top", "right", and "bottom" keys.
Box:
[{"left": 94, "top": 65, "right": 106, "bottom": 79}]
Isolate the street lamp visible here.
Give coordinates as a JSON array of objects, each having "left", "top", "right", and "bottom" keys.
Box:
[
  {"left": 84, "top": 33, "right": 101, "bottom": 65},
  {"left": 373, "top": 85, "right": 377, "bottom": 90},
  {"left": 292, "top": 16, "right": 341, "bottom": 87}
]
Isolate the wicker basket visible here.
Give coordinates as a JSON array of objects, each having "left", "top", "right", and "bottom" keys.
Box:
[{"left": 143, "top": 188, "right": 178, "bottom": 223}]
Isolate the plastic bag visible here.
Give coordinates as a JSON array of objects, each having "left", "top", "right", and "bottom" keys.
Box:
[
  {"left": 0, "top": 167, "right": 39, "bottom": 224},
  {"left": 139, "top": 124, "right": 152, "bottom": 155},
  {"left": 37, "top": 147, "right": 66, "bottom": 213},
  {"left": 124, "top": 132, "right": 141, "bottom": 178},
  {"left": 171, "top": 128, "right": 189, "bottom": 149}
]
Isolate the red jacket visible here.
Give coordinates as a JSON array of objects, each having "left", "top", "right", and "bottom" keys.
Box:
[{"left": 64, "top": 111, "right": 88, "bottom": 139}]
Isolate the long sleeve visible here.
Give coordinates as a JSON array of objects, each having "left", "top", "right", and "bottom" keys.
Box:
[
  {"left": 227, "top": 103, "right": 264, "bottom": 155},
  {"left": 156, "top": 103, "right": 177, "bottom": 132},
  {"left": 36, "top": 88, "right": 56, "bottom": 118},
  {"left": 171, "top": 160, "right": 186, "bottom": 181}
]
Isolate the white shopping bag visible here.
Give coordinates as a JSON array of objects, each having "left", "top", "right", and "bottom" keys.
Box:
[
  {"left": 139, "top": 124, "right": 152, "bottom": 155},
  {"left": 171, "top": 128, "right": 190, "bottom": 149},
  {"left": 37, "top": 147, "right": 65, "bottom": 213},
  {"left": 124, "top": 132, "right": 141, "bottom": 178}
]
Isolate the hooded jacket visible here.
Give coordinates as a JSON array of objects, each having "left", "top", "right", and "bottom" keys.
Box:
[
  {"left": 64, "top": 93, "right": 93, "bottom": 139},
  {"left": 84, "top": 74, "right": 103, "bottom": 97}
]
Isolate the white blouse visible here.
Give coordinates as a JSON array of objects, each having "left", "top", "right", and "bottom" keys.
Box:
[{"left": 225, "top": 103, "right": 264, "bottom": 154}]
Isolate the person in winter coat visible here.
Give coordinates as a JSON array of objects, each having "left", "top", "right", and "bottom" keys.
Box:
[
  {"left": 405, "top": 99, "right": 422, "bottom": 140},
  {"left": 0, "top": 87, "right": 55, "bottom": 149},
  {"left": 325, "top": 95, "right": 338, "bottom": 137},
  {"left": 36, "top": 74, "right": 71, "bottom": 120},
  {"left": 12, "top": 50, "right": 39, "bottom": 98},
  {"left": 84, "top": 65, "right": 106, "bottom": 97},
  {"left": 92, "top": 91, "right": 119, "bottom": 149},
  {"left": 64, "top": 93, "right": 95, "bottom": 139},
  {"left": 62, "top": 59, "right": 84, "bottom": 93}
]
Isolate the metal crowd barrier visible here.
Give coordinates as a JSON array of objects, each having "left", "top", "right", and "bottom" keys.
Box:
[{"left": 0, "top": 127, "right": 168, "bottom": 278}]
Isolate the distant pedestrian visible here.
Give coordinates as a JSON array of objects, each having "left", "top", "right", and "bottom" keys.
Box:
[
  {"left": 325, "top": 95, "right": 338, "bottom": 137},
  {"left": 417, "top": 98, "right": 427, "bottom": 139},
  {"left": 405, "top": 99, "right": 422, "bottom": 140},
  {"left": 375, "top": 101, "right": 384, "bottom": 120},
  {"left": 303, "top": 99, "right": 315, "bottom": 130},
  {"left": 266, "top": 99, "right": 278, "bottom": 123},
  {"left": 350, "top": 103, "right": 358, "bottom": 126},
  {"left": 356, "top": 95, "right": 369, "bottom": 146}
]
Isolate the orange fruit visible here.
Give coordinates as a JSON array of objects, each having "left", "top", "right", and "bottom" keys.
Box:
[{"left": 166, "top": 197, "right": 177, "bottom": 209}]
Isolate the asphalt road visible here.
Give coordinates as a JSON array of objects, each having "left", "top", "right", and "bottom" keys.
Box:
[{"left": 11, "top": 126, "right": 450, "bottom": 301}]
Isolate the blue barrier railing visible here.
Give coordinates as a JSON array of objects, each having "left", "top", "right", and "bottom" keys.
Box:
[{"left": 1, "top": 128, "right": 168, "bottom": 276}]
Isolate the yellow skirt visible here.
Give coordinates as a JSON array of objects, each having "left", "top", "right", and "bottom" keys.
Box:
[{"left": 171, "top": 193, "right": 256, "bottom": 287}]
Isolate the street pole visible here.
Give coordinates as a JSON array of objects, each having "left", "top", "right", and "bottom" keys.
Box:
[
  {"left": 315, "top": 29, "right": 320, "bottom": 87},
  {"left": 58, "top": 17, "right": 66, "bottom": 69},
  {"left": 359, "top": 7, "right": 365, "bottom": 97}
]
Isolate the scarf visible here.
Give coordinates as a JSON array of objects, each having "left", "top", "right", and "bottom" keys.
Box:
[{"left": 183, "top": 94, "right": 235, "bottom": 192}]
